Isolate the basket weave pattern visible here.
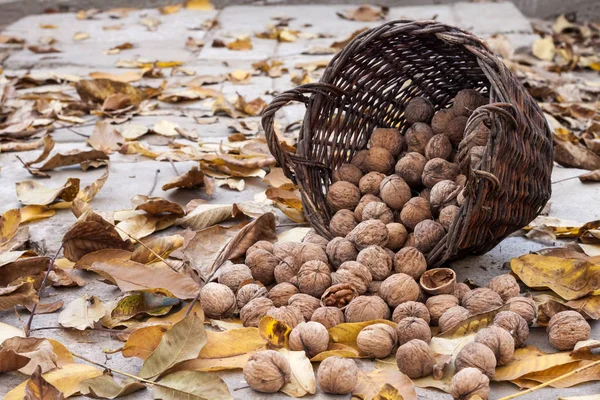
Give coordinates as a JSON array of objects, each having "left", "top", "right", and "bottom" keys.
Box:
[{"left": 262, "top": 20, "right": 553, "bottom": 267}]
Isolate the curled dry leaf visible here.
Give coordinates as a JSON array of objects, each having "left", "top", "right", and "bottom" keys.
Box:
[
  {"left": 58, "top": 295, "right": 105, "bottom": 330},
  {"left": 493, "top": 345, "right": 576, "bottom": 382},
  {"left": 278, "top": 348, "right": 317, "bottom": 397},
  {"left": 353, "top": 369, "right": 417, "bottom": 400},
  {"left": 226, "top": 35, "right": 252, "bottom": 51},
  {"left": 259, "top": 316, "right": 291, "bottom": 349},
  {"left": 107, "top": 290, "right": 180, "bottom": 326},
  {"left": 0, "top": 347, "right": 30, "bottom": 373},
  {"left": 1, "top": 337, "right": 59, "bottom": 375},
  {"left": 0, "top": 282, "right": 38, "bottom": 310},
  {"left": 26, "top": 149, "right": 109, "bottom": 176},
  {"left": 329, "top": 320, "right": 397, "bottom": 351},
  {"left": 130, "top": 234, "right": 185, "bottom": 264},
  {"left": 16, "top": 178, "right": 80, "bottom": 206},
  {"left": 87, "top": 121, "right": 125, "bottom": 153},
  {"left": 24, "top": 366, "right": 65, "bottom": 400},
  {"left": 0, "top": 209, "right": 21, "bottom": 245},
  {"left": 162, "top": 165, "right": 215, "bottom": 195},
  {"left": 177, "top": 204, "right": 238, "bottom": 231},
  {"left": 152, "top": 370, "right": 232, "bottom": 400},
  {"left": 535, "top": 293, "right": 600, "bottom": 325},
  {"left": 337, "top": 5, "right": 388, "bottom": 21},
  {"left": 79, "top": 373, "right": 145, "bottom": 399},
  {"left": 75, "top": 79, "right": 147, "bottom": 106}
]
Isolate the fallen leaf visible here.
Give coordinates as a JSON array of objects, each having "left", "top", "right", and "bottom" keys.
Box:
[
  {"left": 4, "top": 364, "right": 102, "bottom": 400},
  {"left": 140, "top": 16, "right": 161, "bottom": 31},
  {"left": 79, "top": 373, "right": 145, "bottom": 399},
  {"left": 73, "top": 249, "right": 132, "bottom": 270},
  {"left": 73, "top": 32, "right": 90, "bottom": 41},
  {"left": 0, "top": 209, "right": 21, "bottom": 245},
  {"left": 226, "top": 35, "right": 252, "bottom": 51},
  {"left": 337, "top": 5, "right": 388, "bottom": 21},
  {"left": 533, "top": 36, "right": 556, "bottom": 61},
  {"left": 115, "top": 214, "right": 160, "bottom": 240},
  {"left": 24, "top": 366, "right": 65, "bottom": 400},
  {"left": 278, "top": 348, "right": 316, "bottom": 397},
  {"left": 89, "top": 259, "right": 200, "bottom": 300},
  {"left": 16, "top": 178, "right": 80, "bottom": 206},
  {"left": 0, "top": 282, "right": 38, "bottom": 310},
  {"left": 186, "top": 0, "right": 215, "bottom": 10},
  {"left": 20, "top": 205, "right": 56, "bottom": 223},
  {"left": 525, "top": 216, "right": 600, "bottom": 238},
  {"left": 177, "top": 204, "right": 237, "bottom": 231},
  {"left": 75, "top": 79, "right": 147, "bottom": 106},
  {"left": 511, "top": 254, "right": 600, "bottom": 300},
  {"left": 493, "top": 345, "right": 574, "bottom": 382},
  {"left": 89, "top": 70, "right": 147, "bottom": 83},
  {"left": 109, "top": 290, "right": 180, "bottom": 324},
  {"left": 258, "top": 316, "right": 291, "bottom": 349},
  {"left": 87, "top": 121, "right": 125, "bottom": 153},
  {"left": 130, "top": 235, "right": 184, "bottom": 265},
  {"left": 58, "top": 295, "right": 105, "bottom": 330},
  {"left": 152, "top": 370, "right": 231, "bottom": 399},
  {"left": 0, "top": 322, "right": 25, "bottom": 344},
  {"left": 580, "top": 170, "right": 600, "bottom": 182},
  {"left": 330, "top": 28, "right": 367, "bottom": 49},
  {"left": 200, "top": 328, "right": 266, "bottom": 359},
  {"left": 438, "top": 306, "right": 508, "bottom": 338},
  {"left": 1, "top": 337, "right": 59, "bottom": 375},
  {"left": 118, "top": 123, "right": 149, "bottom": 140},
  {"left": 228, "top": 70, "right": 252, "bottom": 84},
  {"left": 353, "top": 369, "right": 417, "bottom": 400},
  {"left": 28, "top": 45, "right": 61, "bottom": 54},
  {"left": 166, "top": 352, "right": 251, "bottom": 372},
  {"left": 30, "top": 149, "right": 109, "bottom": 173},
  {"left": 140, "top": 314, "right": 206, "bottom": 379},
  {"left": 329, "top": 320, "right": 397, "bottom": 351},
  {"left": 511, "top": 359, "right": 600, "bottom": 388},
  {"left": 535, "top": 293, "right": 600, "bottom": 325},
  {"left": 263, "top": 167, "right": 295, "bottom": 190},
  {"left": 122, "top": 325, "right": 170, "bottom": 359},
  {"left": 62, "top": 210, "right": 135, "bottom": 262},
  {"left": 158, "top": 87, "right": 218, "bottom": 103},
  {"left": 554, "top": 137, "right": 600, "bottom": 171},
  {"left": 0, "top": 347, "right": 30, "bottom": 373},
  {"left": 132, "top": 196, "right": 185, "bottom": 217},
  {"left": 162, "top": 165, "right": 214, "bottom": 194}
]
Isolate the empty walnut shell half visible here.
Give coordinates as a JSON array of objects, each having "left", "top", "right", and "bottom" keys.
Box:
[
  {"left": 321, "top": 283, "right": 359, "bottom": 309},
  {"left": 419, "top": 268, "right": 456, "bottom": 295}
]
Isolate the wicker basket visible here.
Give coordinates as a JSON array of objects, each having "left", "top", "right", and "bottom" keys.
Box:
[{"left": 262, "top": 20, "right": 553, "bottom": 268}]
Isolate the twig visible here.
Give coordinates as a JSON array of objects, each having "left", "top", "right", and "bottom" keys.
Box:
[
  {"left": 52, "top": 117, "right": 99, "bottom": 132},
  {"left": 552, "top": 175, "right": 580, "bottom": 184},
  {"left": 72, "top": 352, "right": 164, "bottom": 387},
  {"left": 497, "top": 358, "right": 600, "bottom": 400},
  {"left": 276, "top": 222, "right": 309, "bottom": 228},
  {"left": 147, "top": 169, "right": 160, "bottom": 196},
  {"left": 167, "top": 156, "right": 180, "bottom": 176},
  {"left": 29, "top": 326, "right": 120, "bottom": 333},
  {"left": 25, "top": 244, "right": 64, "bottom": 336},
  {"left": 65, "top": 125, "right": 91, "bottom": 138},
  {"left": 111, "top": 223, "right": 177, "bottom": 272}
]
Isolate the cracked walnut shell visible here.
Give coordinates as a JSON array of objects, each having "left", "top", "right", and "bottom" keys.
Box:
[
  {"left": 243, "top": 350, "right": 291, "bottom": 393},
  {"left": 289, "top": 321, "right": 330, "bottom": 358},
  {"left": 420, "top": 268, "right": 456, "bottom": 295},
  {"left": 317, "top": 356, "right": 358, "bottom": 394},
  {"left": 548, "top": 310, "right": 591, "bottom": 350},
  {"left": 321, "top": 283, "right": 359, "bottom": 309},
  {"left": 357, "top": 323, "right": 398, "bottom": 358}
]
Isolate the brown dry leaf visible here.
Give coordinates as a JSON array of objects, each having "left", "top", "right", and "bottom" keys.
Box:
[
  {"left": 0, "top": 137, "right": 49, "bottom": 153},
  {"left": 337, "top": 5, "right": 387, "bottom": 21},
  {"left": 115, "top": 214, "right": 160, "bottom": 240},
  {"left": 75, "top": 79, "right": 147, "bottom": 106},
  {"left": 182, "top": 213, "right": 277, "bottom": 281},
  {"left": 157, "top": 87, "right": 218, "bottom": 103},
  {"left": 62, "top": 210, "right": 135, "bottom": 262},
  {"left": 291, "top": 72, "right": 313, "bottom": 85},
  {"left": 265, "top": 187, "right": 306, "bottom": 222},
  {"left": 177, "top": 204, "right": 238, "bottom": 231},
  {"left": 554, "top": 137, "right": 600, "bottom": 171},
  {"left": 119, "top": 141, "right": 158, "bottom": 158},
  {"left": 79, "top": 373, "right": 145, "bottom": 399},
  {"left": 535, "top": 293, "right": 600, "bottom": 325},
  {"left": 87, "top": 121, "right": 125, "bottom": 153},
  {"left": 162, "top": 165, "right": 215, "bottom": 195},
  {"left": 0, "top": 282, "right": 38, "bottom": 311},
  {"left": 580, "top": 170, "right": 600, "bottom": 182},
  {"left": 24, "top": 366, "right": 65, "bottom": 400},
  {"left": 511, "top": 254, "right": 600, "bottom": 300},
  {"left": 525, "top": 217, "right": 600, "bottom": 238},
  {"left": 228, "top": 70, "right": 252, "bottom": 84},
  {"left": 73, "top": 249, "right": 131, "bottom": 270},
  {"left": 0, "top": 347, "right": 30, "bottom": 373},
  {"left": 353, "top": 369, "right": 417, "bottom": 400},
  {"left": 1, "top": 209, "right": 21, "bottom": 245},
  {"left": 0, "top": 35, "right": 25, "bottom": 44},
  {"left": 234, "top": 95, "right": 267, "bottom": 116},
  {"left": 226, "top": 35, "right": 252, "bottom": 51},
  {"left": 512, "top": 359, "right": 600, "bottom": 388},
  {"left": 119, "top": 123, "right": 148, "bottom": 140},
  {"left": 16, "top": 178, "right": 80, "bottom": 206},
  {"left": 1, "top": 337, "right": 60, "bottom": 375},
  {"left": 105, "top": 42, "right": 134, "bottom": 55},
  {"left": 30, "top": 149, "right": 109, "bottom": 173},
  {"left": 211, "top": 95, "right": 243, "bottom": 119},
  {"left": 263, "top": 167, "right": 295, "bottom": 190},
  {"left": 89, "top": 259, "right": 200, "bottom": 300},
  {"left": 132, "top": 195, "right": 185, "bottom": 217},
  {"left": 330, "top": 28, "right": 367, "bottom": 49},
  {"left": 130, "top": 234, "right": 185, "bottom": 265},
  {"left": 28, "top": 45, "right": 61, "bottom": 54},
  {"left": 151, "top": 370, "right": 232, "bottom": 400},
  {"left": 89, "top": 70, "right": 147, "bottom": 83},
  {"left": 184, "top": 75, "right": 226, "bottom": 87},
  {"left": 122, "top": 324, "right": 170, "bottom": 359}
]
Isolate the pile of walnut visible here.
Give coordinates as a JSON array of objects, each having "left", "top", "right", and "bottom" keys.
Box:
[{"left": 198, "top": 91, "right": 592, "bottom": 398}]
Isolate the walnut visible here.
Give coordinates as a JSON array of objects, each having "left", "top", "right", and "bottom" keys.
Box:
[
  {"left": 487, "top": 274, "right": 520, "bottom": 302},
  {"left": 358, "top": 172, "right": 385, "bottom": 195},
  {"left": 268, "top": 282, "right": 299, "bottom": 307},
  {"left": 297, "top": 260, "right": 332, "bottom": 298},
  {"left": 547, "top": 310, "right": 591, "bottom": 350},
  {"left": 395, "top": 339, "right": 435, "bottom": 379},
  {"left": 425, "top": 134, "right": 453, "bottom": 161},
  {"left": 392, "top": 301, "right": 431, "bottom": 324},
  {"left": 422, "top": 158, "right": 461, "bottom": 188},
  {"left": 346, "top": 219, "right": 389, "bottom": 251},
  {"left": 463, "top": 288, "right": 503, "bottom": 315},
  {"left": 385, "top": 223, "right": 408, "bottom": 251},
  {"left": 273, "top": 242, "right": 299, "bottom": 260},
  {"left": 430, "top": 180, "right": 461, "bottom": 213},
  {"left": 311, "top": 306, "right": 345, "bottom": 329},
  {"left": 240, "top": 297, "right": 274, "bottom": 327},
  {"left": 293, "top": 243, "right": 328, "bottom": 270},
  {"left": 453, "top": 89, "right": 486, "bottom": 117},
  {"left": 364, "top": 147, "right": 395, "bottom": 174},
  {"left": 450, "top": 367, "right": 490, "bottom": 400},
  {"left": 393, "top": 247, "right": 427, "bottom": 279},
  {"left": 332, "top": 163, "right": 363, "bottom": 186},
  {"left": 406, "top": 122, "right": 434, "bottom": 155},
  {"left": 420, "top": 268, "right": 456, "bottom": 295},
  {"left": 217, "top": 263, "right": 253, "bottom": 291},
  {"left": 420, "top": 188, "right": 431, "bottom": 202},
  {"left": 357, "top": 323, "right": 398, "bottom": 358},
  {"left": 326, "top": 181, "right": 361, "bottom": 212},
  {"left": 431, "top": 108, "right": 456, "bottom": 135},
  {"left": 356, "top": 245, "right": 392, "bottom": 281},
  {"left": 354, "top": 194, "right": 382, "bottom": 222},
  {"left": 362, "top": 201, "right": 394, "bottom": 224},
  {"left": 350, "top": 149, "right": 368, "bottom": 173},
  {"left": 317, "top": 357, "right": 358, "bottom": 394},
  {"left": 243, "top": 350, "right": 291, "bottom": 393},
  {"left": 379, "top": 273, "right": 420, "bottom": 308},
  {"left": 506, "top": 296, "right": 537, "bottom": 326},
  {"left": 414, "top": 220, "right": 445, "bottom": 253},
  {"left": 426, "top": 294, "right": 459, "bottom": 325},
  {"left": 321, "top": 283, "right": 359, "bottom": 309},
  {"left": 302, "top": 229, "right": 329, "bottom": 251},
  {"left": 438, "top": 306, "right": 470, "bottom": 332},
  {"left": 380, "top": 175, "right": 412, "bottom": 210},
  {"left": 455, "top": 342, "right": 497, "bottom": 378},
  {"left": 367, "top": 280, "right": 383, "bottom": 296},
  {"left": 288, "top": 293, "right": 321, "bottom": 321},
  {"left": 326, "top": 237, "right": 357, "bottom": 269},
  {"left": 332, "top": 261, "right": 372, "bottom": 294},
  {"left": 475, "top": 325, "right": 515, "bottom": 365},
  {"left": 370, "top": 127, "right": 405, "bottom": 157},
  {"left": 395, "top": 152, "right": 427, "bottom": 188},
  {"left": 266, "top": 306, "right": 305, "bottom": 328},
  {"left": 444, "top": 116, "right": 468, "bottom": 147},
  {"left": 246, "top": 248, "right": 279, "bottom": 285},
  {"left": 344, "top": 295, "right": 390, "bottom": 322},
  {"left": 396, "top": 317, "right": 431, "bottom": 345},
  {"left": 289, "top": 321, "right": 329, "bottom": 357},
  {"left": 274, "top": 258, "right": 297, "bottom": 284},
  {"left": 329, "top": 209, "right": 358, "bottom": 237},
  {"left": 405, "top": 96, "right": 434, "bottom": 124},
  {"left": 400, "top": 197, "right": 432, "bottom": 231},
  {"left": 237, "top": 283, "right": 268, "bottom": 309},
  {"left": 403, "top": 233, "right": 415, "bottom": 248},
  {"left": 493, "top": 311, "right": 529, "bottom": 347},
  {"left": 247, "top": 240, "right": 274, "bottom": 256},
  {"left": 439, "top": 205, "right": 460, "bottom": 231},
  {"left": 452, "top": 283, "right": 471, "bottom": 304},
  {"left": 199, "top": 282, "right": 236, "bottom": 318}
]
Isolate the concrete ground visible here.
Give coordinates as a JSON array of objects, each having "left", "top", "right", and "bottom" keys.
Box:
[{"left": 1, "top": 2, "right": 599, "bottom": 399}]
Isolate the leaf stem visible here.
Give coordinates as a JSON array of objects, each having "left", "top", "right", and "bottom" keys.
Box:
[
  {"left": 29, "top": 326, "right": 121, "bottom": 333},
  {"left": 111, "top": 223, "right": 177, "bottom": 272},
  {"left": 71, "top": 352, "right": 158, "bottom": 386},
  {"left": 497, "top": 358, "right": 600, "bottom": 400},
  {"left": 25, "top": 243, "right": 64, "bottom": 336},
  {"left": 147, "top": 169, "right": 160, "bottom": 196}
]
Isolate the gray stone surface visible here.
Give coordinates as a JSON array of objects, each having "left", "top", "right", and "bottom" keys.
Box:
[{"left": 1, "top": 3, "right": 599, "bottom": 400}]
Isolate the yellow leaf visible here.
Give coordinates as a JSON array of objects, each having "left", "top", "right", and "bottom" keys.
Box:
[
  {"left": 353, "top": 369, "right": 417, "bottom": 400},
  {"left": 372, "top": 383, "right": 404, "bottom": 400},
  {"left": 89, "top": 70, "right": 147, "bottom": 83},
  {"left": 200, "top": 328, "right": 266, "bottom": 358},
  {"left": 151, "top": 370, "right": 231, "bottom": 400},
  {"left": 310, "top": 343, "right": 360, "bottom": 361},
  {"left": 532, "top": 36, "right": 556, "bottom": 61},
  {"left": 493, "top": 345, "right": 574, "bottom": 382},
  {"left": 511, "top": 254, "right": 600, "bottom": 300},
  {"left": 226, "top": 35, "right": 252, "bottom": 51},
  {"left": 122, "top": 324, "right": 170, "bottom": 359},
  {"left": 131, "top": 234, "right": 184, "bottom": 265},
  {"left": 72, "top": 32, "right": 90, "bottom": 41},
  {"left": 329, "top": 320, "right": 396, "bottom": 351},
  {"left": 186, "top": 0, "right": 215, "bottom": 10},
  {"left": 19, "top": 205, "right": 55, "bottom": 223},
  {"left": 148, "top": 302, "right": 204, "bottom": 325},
  {"left": 1, "top": 209, "right": 21, "bottom": 244},
  {"left": 168, "top": 352, "right": 252, "bottom": 372},
  {"left": 279, "top": 348, "right": 316, "bottom": 397},
  {"left": 512, "top": 360, "right": 600, "bottom": 388},
  {"left": 47, "top": 339, "right": 74, "bottom": 366},
  {"left": 437, "top": 306, "right": 508, "bottom": 338},
  {"left": 159, "top": 3, "right": 182, "bottom": 14},
  {"left": 258, "top": 316, "right": 291, "bottom": 349},
  {"left": 5, "top": 363, "right": 102, "bottom": 400}
]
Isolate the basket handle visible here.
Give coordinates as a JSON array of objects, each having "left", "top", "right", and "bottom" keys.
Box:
[{"left": 261, "top": 83, "right": 346, "bottom": 180}]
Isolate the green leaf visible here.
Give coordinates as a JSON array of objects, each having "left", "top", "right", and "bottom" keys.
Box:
[{"left": 152, "top": 371, "right": 232, "bottom": 400}]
